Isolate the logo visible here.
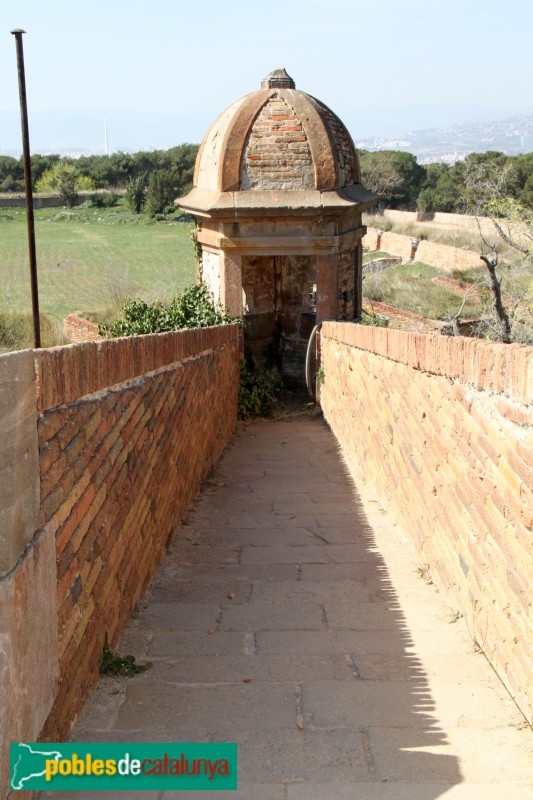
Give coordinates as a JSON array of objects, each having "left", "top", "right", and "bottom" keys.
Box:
[{"left": 10, "top": 742, "right": 237, "bottom": 791}]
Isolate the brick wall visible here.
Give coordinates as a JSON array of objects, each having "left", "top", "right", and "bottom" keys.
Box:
[
  {"left": 36, "top": 324, "right": 240, "bottom": 739},
  {"left": 0, "top": 324, "right": 239, "bottom": 789},
  {"left": 320, "top": 321, "right": 533, "bottom": 724}
]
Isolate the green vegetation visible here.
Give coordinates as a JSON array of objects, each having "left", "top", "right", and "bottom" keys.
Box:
[
  {"left": 0, "top": 144, "right": 198, "bottom": 196},
  {"left": 100, "top": 284, "right": 234, "bottom": 337},
  {"left": 360, "top": 150, "right": 425, "bottom": 209},
  {"left": 0, "top": 201, "right": 196, "bottom": 331},
  {"left": 89, "top": 191, "right": 119, "bottom": 208},
  {"left": 124, "top": 174, "right": 147, "bottom": 214},
  {"left": 238, "top": 355, "right": 282, "bottom": 419},
  {"left": 363, "top": 261, "right": 483, "bottom": 321},
  {"left": 100, "top": 284, "right": 282, "bottom": 420},
  {"left": 99, "top": 633, "right": 151, "bottom": 677},
  {"left": 359, "top": 150, "right": 533, "bottom": 213},
  {"left": 35, "top": 161, "right": 95, "bottom": 203},
  {"left": 358, "top": 308, "right": 390, "bottom": 327},
  {"left": 362, "top": 250, "right": 392, "bottom": 264},
  {"left": 147, "top": 169, "right": 180, "bottom": 217}
]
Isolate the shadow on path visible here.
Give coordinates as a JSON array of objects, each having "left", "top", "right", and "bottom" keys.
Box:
[{"left": 39, "top": 415, "right": 531, "bottom": 800}]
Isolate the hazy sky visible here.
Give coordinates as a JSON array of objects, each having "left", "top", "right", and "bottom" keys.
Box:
[{"left": 1, "top": 0, "right": 532, "bottom": 151}]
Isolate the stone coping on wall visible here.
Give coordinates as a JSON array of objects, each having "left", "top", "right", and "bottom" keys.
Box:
[
  {"left": 34, "top": 324, "right": 240, "bottom": 412},
  {"left": 321, "top": 321, "right": 532, "bottom": 411}
]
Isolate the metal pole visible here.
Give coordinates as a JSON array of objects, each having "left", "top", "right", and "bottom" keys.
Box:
[{"left": 11, "top": 28, "right": 41, "bottom": 348}]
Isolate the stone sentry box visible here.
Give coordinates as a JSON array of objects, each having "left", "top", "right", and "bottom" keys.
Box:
[{"left": 179, "top": 68, "right": 376, "bottom": 382}]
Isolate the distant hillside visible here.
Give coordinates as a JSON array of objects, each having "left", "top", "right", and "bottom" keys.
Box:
[{"left": 355, "top": 113, "right": 533, "bottom": 164}]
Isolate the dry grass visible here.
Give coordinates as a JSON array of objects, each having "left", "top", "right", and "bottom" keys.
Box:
[
  {"left": 0, "top": 310, "right": 65, "bottom": 353},
  {"left": 363, "top": 262, "right": 483, "bottom": 321}
]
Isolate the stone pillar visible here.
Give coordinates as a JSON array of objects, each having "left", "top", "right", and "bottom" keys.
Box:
[
  {"left": 316, "top": 254, "right": 338, "bottom": 322},
  {"left": 220, "top": 252, "right": 243, "bottom": 317}
]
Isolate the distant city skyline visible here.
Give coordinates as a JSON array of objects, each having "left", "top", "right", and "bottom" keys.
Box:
[{"left": 1, "top": 0, "right": 532, "bottom": 155}]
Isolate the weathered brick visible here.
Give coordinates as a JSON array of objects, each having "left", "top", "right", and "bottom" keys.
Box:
[
  {"left": 32, "top": 326, "right": 239, "bottom": 744},
  {"left": 321, "top": 323, "right": 533, "bottom": 726}
]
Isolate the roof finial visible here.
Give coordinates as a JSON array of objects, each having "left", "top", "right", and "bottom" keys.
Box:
[{"left": 261, "top": 68, "right": 295, "bottom": 90}]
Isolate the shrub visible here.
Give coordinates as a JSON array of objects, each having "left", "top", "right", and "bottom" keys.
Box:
[
  {"left": 35, "top": 162, "right": 95, "bottom": 199},
  {"left": 147, "top": 169, "right": 177, "bottom": 217},
  {"left": 125, "top": 175, "right": 147, "bottom": 214},
  {"left": 89, "top": 191, "right": 119, "bottom": 208},
  {"left": 99, "top": 284, "right": 235, "bottom": 337},
  {"left": 238, "top": 355, "right": 281, "bottom": 419},
  {"left": 358, "top": 309, "right": 389, "bottom": 327},
  {"left": 58, "top": 171, "right": 78, "bottom": 207}
]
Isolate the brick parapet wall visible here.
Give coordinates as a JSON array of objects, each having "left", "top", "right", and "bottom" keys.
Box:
[
  {"left": 35, "top": 324, "right": 238, "bottom": 412},
  {"left": 0, "top": 324, "right": 239, "bottom": 783},
  {"left": 320, "top": 321, "right": 533, "bottom": 723},
  {"left": 36, "top": 324, "right": 239, "bottom": 739},
  {"left": 363, "top": 228, "right": 481, "bottom": 273}
]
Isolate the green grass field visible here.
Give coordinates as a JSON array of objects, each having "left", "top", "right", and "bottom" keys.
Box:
[{"left": 0, "top": 202, "right": 197, "bottom": 328}]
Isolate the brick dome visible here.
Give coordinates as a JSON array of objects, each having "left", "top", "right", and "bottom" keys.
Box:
[{"left": 192, "top": 68, "right": 361, "bottom": 194}]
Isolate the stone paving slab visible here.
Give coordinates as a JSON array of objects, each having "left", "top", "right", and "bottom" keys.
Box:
[
  {"left": 188, "top": 527, "right": 318, "bottom": 547},
  {"left": 219, "top": 599, "right": 324, "bottom": 631},
  {"left": 212, "top": 728, "right": 367, "bottom": 782},
  {"left": 240, "top": 544, "right": 329, "bottom": 564},
  {"left": 163, "top": 786, "right": 285, "bottom": 800},
  {"left": 38, "top": 415, "right": 532, "bottom": 799},
  {"left": 250, "top": 578, "right": 386, "bottom": 603},
  {"left": 286, "top": 784, "right": 533, "bottom": 800},
  {"left": 367, "top": 725, "right": 533, "bottom": 783},
  {"left": 116, "top": 683, "right": 296, "bottom": 731},
  {"left": 128, "top": 653, "right": 353, "bottom": 684}
]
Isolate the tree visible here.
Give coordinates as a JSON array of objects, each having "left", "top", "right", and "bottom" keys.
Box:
[
  {"left": 360, "top": 150, "right": 426, "bottom": 210},
  {"left": 147, "top": 169, "right": 178, "bottom": 216},
  {"left": 168, "top": 143, "right": 198, "bottom": 196},
  {"left": 455, "top": 158, "right": 533, "bottom": 343},
  {"left": 0, "top": 156, "right": 23, "bottom": 191},
  {"left": 417, "top": 163, "right": 465, "bottom": 213},
  {"left": 360, "top": 151, "right": 404, "bottom": 207},
  {"left": 35, "top": 161, "right": 95, "bottom": 199},
  {"left": 58, "top": 170, "right": 79, "bottom": 207},
  {"left": 124, "top": 174, "right": 147, "bottom": 214}
]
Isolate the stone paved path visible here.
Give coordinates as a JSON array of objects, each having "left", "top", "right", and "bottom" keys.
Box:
[{"left": 40, "top": 415, "right": 532, "bottom": 799}]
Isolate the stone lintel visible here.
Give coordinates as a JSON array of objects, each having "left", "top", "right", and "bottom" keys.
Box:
[
  {"left": 178, "top": 187, "right": 376, "bottom": 221},
  {"left": 196, "top": 228, "right": 366, "bottom": 255}
]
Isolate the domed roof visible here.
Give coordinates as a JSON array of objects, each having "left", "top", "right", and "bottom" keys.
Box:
[
  {"left": 193, "top": 68, "right": 361, "bottom": 194},
  {"left": 179, "top": 69, "right": 376, "bottom": 218}
]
